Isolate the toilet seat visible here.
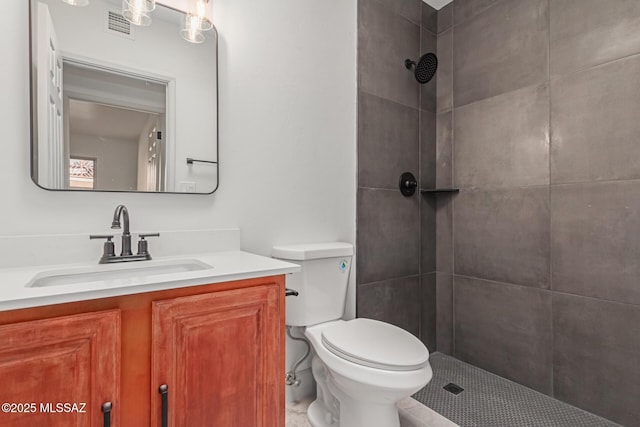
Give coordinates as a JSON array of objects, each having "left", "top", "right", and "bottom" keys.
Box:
[{"left": 320, "top": 318, "right": 429, "bottom": 371}]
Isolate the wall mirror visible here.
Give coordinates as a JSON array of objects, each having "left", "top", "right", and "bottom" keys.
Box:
[{"left": 29, "top": 0, "right": 218, "bottom": 194}]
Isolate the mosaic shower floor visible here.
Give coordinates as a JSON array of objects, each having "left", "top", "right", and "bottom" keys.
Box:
[{"left": 413, "top": 353, "right": 621, "bottom": 427}]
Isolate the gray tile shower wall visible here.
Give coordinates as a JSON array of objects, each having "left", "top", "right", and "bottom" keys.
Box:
[
  {"left": 453, "top": 84, "right": 550, "bottom": 189},
  {"left": 357, "top": 188, "right": 420, "bottom": 284},
  {"left": 549, "top": 0, "right": 640, "bottom": 76},
  {"left": 358, "top": 92, "right": 420, "bottom": 190},
  {"left": 435, "top": 0, "right": 640, "bottom": 424},
  {"left": 453, "top": 187, "right": 550, "bottom": 289},
  {"left": 357, "top": 275, "right": 422, "bottom": 337},
  {"left": 553, "top": 293, "right": 640, "bottom": 426},
  {"left": 356, "top": 0, "right": 438, "bottom": 349},
  {"left": 454, "top": 276, "right": 553, "bottom": 395},
  {"left": 452, "top": 0, "right": 548, "bottom": 107},
  {"left": 551, "top": 54, "right": 640, "bottom": 184},
  {"left": 358, "top": 0, "right": 421, "bottom": 108}
]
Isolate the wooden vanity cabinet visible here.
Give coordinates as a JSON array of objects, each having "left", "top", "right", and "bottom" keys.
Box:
[
  {"left": 0, "top": 275, "right": 285, "bottom": 427},
  {"left": 152, "top": 284, "right": 282, "bottom": 427},
  {"left": 0, "top": 310, "right": 120, "bottom": 427}
]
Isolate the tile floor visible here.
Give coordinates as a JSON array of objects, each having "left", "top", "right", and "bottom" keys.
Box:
[
  {"left": 286, "top": 353, "right": 622, "bottom": 427},
  {"left": 285, "top": 396, "right": 458, "bottom": 427},
  {"left": 413, "top": 353, "right": 621, "bottom": 427}
]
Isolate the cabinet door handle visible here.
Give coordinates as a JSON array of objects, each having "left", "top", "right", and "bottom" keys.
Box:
[
  {"left": 159, "top": 384, "right": 168, "bottom": 427},
  {"left": 102, "top": 402, "right": 112, "bottom": 427},
  {"left": 285, "top": 288, "right": 299, "bottom": 297}
]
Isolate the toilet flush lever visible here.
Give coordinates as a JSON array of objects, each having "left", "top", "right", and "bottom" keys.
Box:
[{"left": 285, "top": 288, "right": 299, "bottom": 297}]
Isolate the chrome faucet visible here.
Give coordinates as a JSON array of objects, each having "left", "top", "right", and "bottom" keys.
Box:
[
  {"left": 111, "top": 204, "right": 132, "bottom": 256},
  {"left": 90, "top": 204, "right": 159, "bottom": 264}
]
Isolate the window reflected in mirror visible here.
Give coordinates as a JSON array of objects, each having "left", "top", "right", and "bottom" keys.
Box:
[{"left": 69, "top": 157, "right": 95, "bottom": 189}]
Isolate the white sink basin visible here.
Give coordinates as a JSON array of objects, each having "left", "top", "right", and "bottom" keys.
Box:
[{"left": 27, "top": 259, "right": 213, "bottom": 288}]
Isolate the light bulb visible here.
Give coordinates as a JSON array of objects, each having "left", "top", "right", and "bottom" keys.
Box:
[
  {"left": 61, "top": 0, "right": 90, "bottom": 6},
  {"left": 124, "top": 0, "right": 155, "bottom": 12},
  {"left": 122, "top": 0, "right": 154, "bottom": 26},
  {"left": 181, "top": 14, "right": 205, "bottom": 43},
  {"left": 196, "top": 0, "right": 213, "bottom": 31}
]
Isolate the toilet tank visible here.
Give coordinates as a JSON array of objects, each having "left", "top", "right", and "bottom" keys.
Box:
[{"left": 272, "top": 242, "right": 353, "bottom": 327}]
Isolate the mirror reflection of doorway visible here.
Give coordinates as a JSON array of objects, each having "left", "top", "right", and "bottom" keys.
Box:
[
  {"left": 63, "top": 61, "right": 168, "bottom": 192},
  {"left": 66, "top": 99, "right": 164, "bottom": 191}
]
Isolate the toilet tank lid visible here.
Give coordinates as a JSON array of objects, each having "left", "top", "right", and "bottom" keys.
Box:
[{"left": 272, "top": 242, "right": 353, "bottom": 260}]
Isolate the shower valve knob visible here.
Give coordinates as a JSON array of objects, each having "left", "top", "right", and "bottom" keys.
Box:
[{"left": 399, "top": 172, "right": 418, "bottom": 197}]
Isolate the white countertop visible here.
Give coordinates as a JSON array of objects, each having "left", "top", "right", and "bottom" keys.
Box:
[{"left": 0, "top": 251, "right": 300, "bottom": 312}]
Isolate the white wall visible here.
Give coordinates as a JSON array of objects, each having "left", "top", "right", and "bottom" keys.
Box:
[
  {"left": 4, "top": 0, "right": 357, "bottom": 251},
  {"left": 2, "top": 0, "right": 357, "bottom": 396}
]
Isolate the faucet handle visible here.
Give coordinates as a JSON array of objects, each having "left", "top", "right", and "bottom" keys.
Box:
[
  {"left": 137, "top": 233, "right": 160, "bottom": 257},
  {"left": 90, "top": 235, "right": 116, "bottom": 262},
  {"left": 139, "top": 233, "right": 160, "bottom": 239},
  {"left": 89, "top": 234, "right": 114, "bottom": 241}
]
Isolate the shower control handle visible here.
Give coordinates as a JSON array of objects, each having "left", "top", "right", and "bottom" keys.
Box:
[{"left": 399, "top": 172, "right": 418, "bottom": 197}]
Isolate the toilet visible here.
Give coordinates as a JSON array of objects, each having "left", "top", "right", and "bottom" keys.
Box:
[{"left": 273, "top": 242, "right": 433, "bottom": 427}]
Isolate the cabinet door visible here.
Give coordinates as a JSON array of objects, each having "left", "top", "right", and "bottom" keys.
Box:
[
  {"left": 0, "top": 310, "right": 120, "bottom": 427},
  {"left": 152, "top": 284, "right": 283, "bottom": 427}
]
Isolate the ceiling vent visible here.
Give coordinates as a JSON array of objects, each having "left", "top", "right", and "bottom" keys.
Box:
[{"left": 106, "top": 11, "right": 135, "bottom": 40}]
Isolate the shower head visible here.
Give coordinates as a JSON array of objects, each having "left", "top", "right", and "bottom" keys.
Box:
[{"left": 405, "top": 53, "right": 438, "bottom": 84}]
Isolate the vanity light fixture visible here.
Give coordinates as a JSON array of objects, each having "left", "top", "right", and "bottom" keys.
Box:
[
  {"left": 120, "top": 0, "right": 213, "bottom": 43},
  {"left": 61, "top": 0, "right": 90, "bottom": 6},
  {"left": 122, "top": 0, "right": 155, "bottom": 27},
  {"left": 181, "top": 13, "right": 205, "bottom": 43},
  {"left": 193, "top": 0, "right": 213, "bottom": 31},
  {"left": 181, "top": 0, "right": 213, "bottom": 43}
]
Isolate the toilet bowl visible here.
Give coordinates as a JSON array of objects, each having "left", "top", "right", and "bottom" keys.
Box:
[
  {"left": 272, "top": 242, "right": 433, "bottom": 427},
  {"left": 304, "top": 319, "right": 432, "bottom": 427}
]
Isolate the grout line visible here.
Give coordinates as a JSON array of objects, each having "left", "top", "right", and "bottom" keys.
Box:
[
  {"left": 357, "top": 186, "right": 403, "bottom": 192},
  {"left": 447, "top": 178, "right": 640, "bottom": 193},
  {"left": 550, "top": 47, "right": 640, "bottom": 81},
  {"left": 550, "top": 177, "right": 640, "bottom": 187},
  {"left": 451, "top": 80, "right": 547, "bottom": 114},
  {"left": 369, "top": 0, "right": 424, "bottom": 31},
  {"left": 450, "top": 18, "right": 456, "bottom": 358},
  {"left": 359, "top": 88, "right": 432, "bottom": 114},
  {"left": 546, "top": 0, "right": 554, "bottom": 398},
  {"left": 452, "top": 272, "right": 640, "bottom": 309},
  {"left": 550, "top": 289, "right": 640, "bottom": 308},
  {"left": 450, "top": 0, "right": 503, "bottom": 30},
  {"left": 454, "top": 183, "right": 549, "bottom": 192},
  {"left": 358, "top": 273, "right": 422, "bottom": 289},
  {"left": 418, "top": 22, "right": 424, "bottom": 343},
  {"left": 454, "top": 273, "right": 551, "bottom": 293}
]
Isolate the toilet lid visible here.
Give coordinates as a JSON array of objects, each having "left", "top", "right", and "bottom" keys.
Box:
[{"left": 321, "top": 318, "right": 429, "bottom": 371}]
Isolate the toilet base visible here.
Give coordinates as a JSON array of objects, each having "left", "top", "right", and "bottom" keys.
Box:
[
  {"left": 306, "top": 395, "right": 401, "bottom": 427},
  {"left": 307, "top": 400, "right": 335, "bottom": 427},
  {"left": 335, "top": 388, "right": 401, "bottom": 427}
]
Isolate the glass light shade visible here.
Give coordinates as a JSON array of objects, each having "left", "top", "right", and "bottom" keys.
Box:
[
  {"left": 61, "top": 0, "right": 90, "bottom": 6},
  {"left": 123, "top": 0, "right": 155, "bottom": 13},
  {"left": 186, "top": 0, "right": 213, "bottom": 31},
  {"left": 122, "top": 0, "right": 153, "bottom": 26},
  {"left": 199, "top": 17, "right": 213, "bottom": 32},
  {"left": 181, "top": 14, "right": 205, "bottom": 43},
  {"left": 123, "top": 8, "right": 151, "bottom": 26}
]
